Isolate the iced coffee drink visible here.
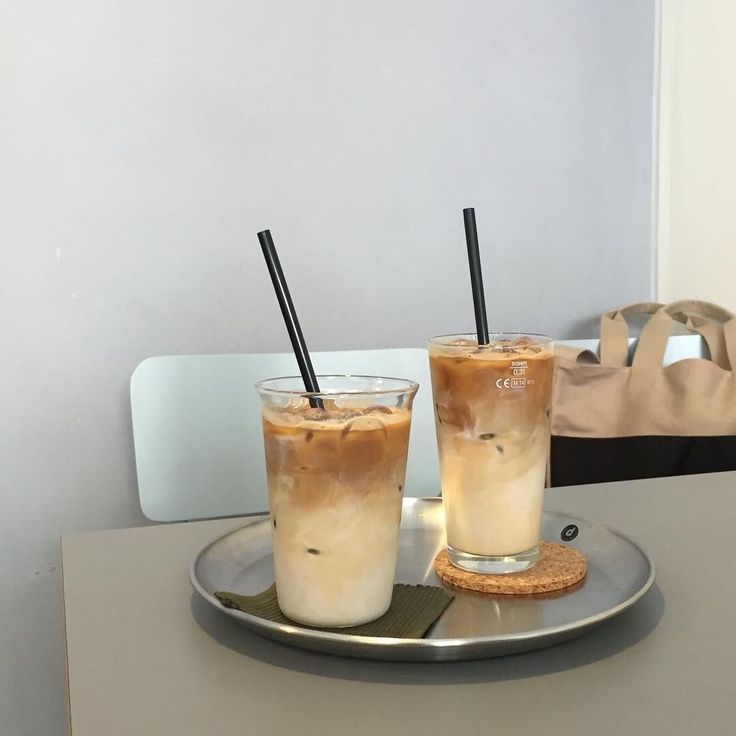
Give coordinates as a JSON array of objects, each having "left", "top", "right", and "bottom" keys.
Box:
[
  {"left": 256, "top": 376, "right": 417, "bottom": 627},
  {"left": 428, "top": 334, "right": 554, "bottom": 573}
]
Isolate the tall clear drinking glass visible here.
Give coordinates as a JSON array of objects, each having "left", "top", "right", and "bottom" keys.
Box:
[
  {"left": 428, "top": 334, "right": 554, "bottom": 574},
  {"left": 256, "top": 375, "right": 418, "bottom": 627}
]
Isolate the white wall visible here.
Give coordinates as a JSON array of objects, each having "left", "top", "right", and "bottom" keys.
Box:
[
  {"left": 658, "top": 0, "right": 736, "bottom": 307},
  {"left": 1, "top": 2, "right": 655, "bottom": 733}
]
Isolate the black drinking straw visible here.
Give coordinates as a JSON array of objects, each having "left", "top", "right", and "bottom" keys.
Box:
[
  {"left": 463, "top": 207, "right": 490, "bottom": 345},
  {"left": 258, "top": 229, "right": 323, "bottom": 408}
]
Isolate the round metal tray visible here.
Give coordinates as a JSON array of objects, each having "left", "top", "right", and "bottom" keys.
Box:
[{"left": 190, "top": 497, "right": 655, "bottom": 662}]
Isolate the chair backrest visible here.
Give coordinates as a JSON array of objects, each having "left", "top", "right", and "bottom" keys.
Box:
[
  {"left": 131, "top": 336, "right": 707, "bottom": 521},
  {"left": 131, "top": 348, "right": 437, "bottom": 521}
]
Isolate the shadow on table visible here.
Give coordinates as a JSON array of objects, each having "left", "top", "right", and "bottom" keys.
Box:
[{"left": 190, "top": 583, "right": 664, "bottom": 685}]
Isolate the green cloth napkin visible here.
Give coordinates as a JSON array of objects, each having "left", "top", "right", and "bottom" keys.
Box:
[{"left": 214, "top": 584, "right": 454, "bottom": 638}]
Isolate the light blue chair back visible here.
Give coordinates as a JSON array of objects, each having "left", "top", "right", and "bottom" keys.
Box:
[
  {"left": 131, "top": 336, "right": 707, "bottom": 522},
  {"left": 131, "top": 349, "right": 437, "bottom": 521}
]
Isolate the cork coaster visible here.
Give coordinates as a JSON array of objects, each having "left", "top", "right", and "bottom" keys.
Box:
[{"left": 434, "top": 541, "right": 587, "bottom": 595}]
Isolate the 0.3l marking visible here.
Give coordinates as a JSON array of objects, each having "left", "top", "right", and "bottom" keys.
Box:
[{"left": 496, "top": 359, "right": 533, "bottom": 390}]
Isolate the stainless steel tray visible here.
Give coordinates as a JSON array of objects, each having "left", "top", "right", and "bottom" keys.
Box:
[{"left": 190, "top": 498, "right": 655, "bottom": 662}]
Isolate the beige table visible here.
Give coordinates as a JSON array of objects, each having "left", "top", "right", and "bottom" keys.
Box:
[{"left": 62, "top": 472, "right": 736, "bottom": 735}]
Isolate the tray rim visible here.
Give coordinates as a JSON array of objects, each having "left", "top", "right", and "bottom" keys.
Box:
[{"left": 189, "top": 498, "right": 656, "bottom": 653}]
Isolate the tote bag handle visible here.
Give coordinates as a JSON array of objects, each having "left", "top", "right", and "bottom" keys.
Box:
[
  {"left": 633, "top": 300, "right": 736, "bottom": 370},
  {"left": 599, "top": 302, "right": 665, "bottom": 367},
  {"left": 600, "top": 301, "right": 736, "bottom": 370}
]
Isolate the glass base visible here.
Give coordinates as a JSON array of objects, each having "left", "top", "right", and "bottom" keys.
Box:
[{"left": 447, "top": 544, "right": 540, "bottom": 574}]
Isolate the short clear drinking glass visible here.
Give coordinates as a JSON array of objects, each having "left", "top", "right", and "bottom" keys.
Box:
[
  {"left": 256, "top": 375, "right": 418, "bottom": 627},
  {"left": 428, "top": 334, "right": 555, "bottom": 574}
]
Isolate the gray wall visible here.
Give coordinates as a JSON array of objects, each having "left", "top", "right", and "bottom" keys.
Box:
[{"left": 1, "top": 1, "right": 655, "bottom": 732}]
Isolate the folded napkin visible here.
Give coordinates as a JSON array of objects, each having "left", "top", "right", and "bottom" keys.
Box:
[{"left": 215, "top": 584, "right": 454, "bottom": 638}]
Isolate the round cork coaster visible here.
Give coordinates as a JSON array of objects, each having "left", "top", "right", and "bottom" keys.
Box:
[{"left": 434, "top": 541, "right": 587, "bottom": 595}]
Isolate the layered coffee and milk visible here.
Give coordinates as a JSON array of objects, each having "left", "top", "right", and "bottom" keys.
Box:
[
  {"left": 262, "top": 399, "right": 412, "bottom": 627},
  {"left": 429, "top": 336, "right": 554, "bottom": 562}
]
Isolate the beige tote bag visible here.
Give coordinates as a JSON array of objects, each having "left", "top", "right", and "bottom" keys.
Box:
[{"left": 550, "top": 300, "right": 736, "bottom": 486}]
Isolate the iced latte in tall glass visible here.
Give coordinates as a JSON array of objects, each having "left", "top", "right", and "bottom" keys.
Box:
[
  {"left": 428, "top": 334, "right": 554, "bottom": 574},
  {"left": 256, "top": 376, "right": 418, "bottom": 627}
]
